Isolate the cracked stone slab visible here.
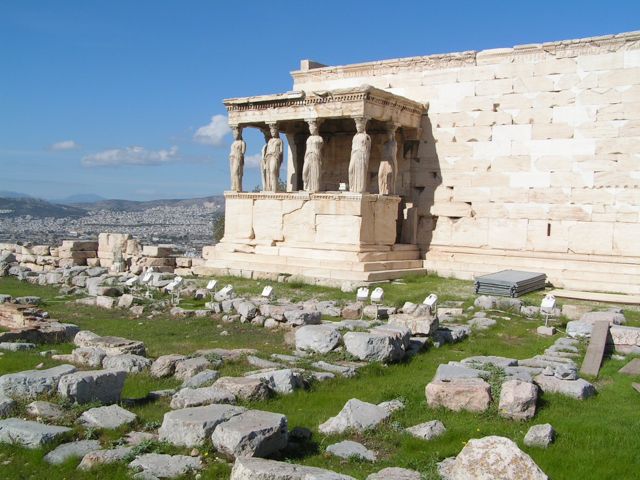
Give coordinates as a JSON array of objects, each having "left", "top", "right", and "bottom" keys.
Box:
[{"left": 0, "top": 418, "right": 71, "bottom": 448}]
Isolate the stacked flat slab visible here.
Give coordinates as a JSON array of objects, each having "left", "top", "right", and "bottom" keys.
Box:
[
  {"left": 474, "top": 270, "right": 546, "bottom": 297},
  {"left": 289, "top": 31, "right": 640, "bottom": 293}
]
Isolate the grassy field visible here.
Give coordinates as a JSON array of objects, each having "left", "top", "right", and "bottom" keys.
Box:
[{"left": 0, "top": 276, "right": 639, "bottom": 479}]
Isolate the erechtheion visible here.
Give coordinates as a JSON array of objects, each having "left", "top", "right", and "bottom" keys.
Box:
[{"left": 202, "top": 31, "right": 640, "bottom": 294}]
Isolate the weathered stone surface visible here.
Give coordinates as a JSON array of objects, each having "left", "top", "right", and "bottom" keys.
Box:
[
  {"left": 170, "top": 386, "right": 236, "bottom": 409},
  {"left": 58, "top": 369, "right": 127, "bottom": 404},
  {"left": 72, "top": 347, "right": 107, "bottom": 368},
  {"left": 174, "top": 357, "right": 211, "bottom": 381},
  {"left": 0, "top": 395, "right": 16, "bottom": 417},
  {"left": 533, "top": 374, "right": 596, "bottom": 400},
  {"left": 182, "top": 369, "right": 219, "bottom": 388},
  {"left": 468, "top": 317, "right": 497, "bottom": 330},
  {"left": 150, "top": 354, "right": 187, "bottom": 378},
  {"left": 246, "top": 369, "right": 304, "bottom": 395},
  {"left": 246, "top": 355, "right": 282, "bottom": 369},
  {"left": 432, "top": 325, "right": 471, "bottom": 346},
  {"left": 378, "top": 398, "right": 405, "bottom": 414},
  {"left": 0, "top": 342, "right": 35, "bottom": 351},
  {"left": 434, "top": 362, "right": 489, "bottom": 381},
  {"left": 341, "top": 302, "right": 363, "bottom": 320},
  {"left": 211, "top": 409, "right": 288, "bottom": 458},
  {"left": 406, "top": 420, "right": 446, "bottom": 441},
  {"left": 129, "top": 453, "right": 202, "bottom": 478},
  {"left": 425, "top": 378, "right": 492, "bottom": 413},
  {"left": 214, "top": 376, "right": 270, "bottom": 401},
  {"left": 610, "top": 325, "right": 640, "bottom": 353},
  {"left": 566, "top": 321, "right": 593, "bottom": 338},
  {"left": 103, "top": 353, "right": 152, "bottom": 373},
  {"left": 283, "top": 309, "right": 322, "bottom": 326},
  {"left": 237, "top": 301, "right": 258, "bottom": 320},
  {"left": 474, "top": 296, "right": 497, "bottom": 310},
  {"left": 442, "top": 436, "right": 548, "bottom": 480},
  {"left": 580, "top": 311, "right": 625, "bottom": 325},
  {"left": 389, "top": 313, "right": 438, "bottom": 335},
  {"left": 78, "top": 446, "right": 134, "bottom": 470},
  {"left": 462, "top": 356, "right": 518, "bottom": 368},
  {"left": 159, "top": 404, "right": 246, "bottom": 447},
  {"left": 619, "top": 358, "right": 640, "bottom": 375},
  {"left": 295, "top": 324, "right": 341, "bottom": 354},
  {"left": 327, "top": 440, "right": 376, "bottom": 461},
  {"left": 44, "top": 440, "right": 102, "bottom": 464},
  {"left": 366, "top": 467, "right": 421, "bottom": 480},
  {"left": 524, "top": 423, "right": 556, "bottom": 448},
  {"left": 0, "top": 418, "right": 71, "bottom": 448},
  {"left": 319, "top": 398, "right": 390, "bottom": 434},
  {"left": 74, "top": 331, "right": 145, "bottom": 356},
  {"left": 26, "top": 401, "right": 66, "bottom": 420},
  {"left": 78, "top": 404, "right": 137, "bottom": 429},
  {"left": 498, "top": 379, "right": 538, "bottom": 420},
  {"left": 343, "top": 331, "right": 405, "bottom": 363},
  {"left": 311, "top": 361, "right": 356, "bottom": 377},
  {"left": 229, "top": 457, "right": 356, "bottom": 480},
  {"left": 0, "top": 364, "right": 76, "bottom": 398}
]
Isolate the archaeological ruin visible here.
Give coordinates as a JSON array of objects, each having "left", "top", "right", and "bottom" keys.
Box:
[{"left": 203, "top": 31, "right": 640, "bottom": 294}]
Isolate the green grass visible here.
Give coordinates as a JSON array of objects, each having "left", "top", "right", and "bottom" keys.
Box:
[{"left": 1, "top": 276, "right": 639, "bottom": 479}]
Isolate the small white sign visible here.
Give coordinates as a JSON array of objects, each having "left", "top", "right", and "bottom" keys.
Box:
[
  {"left": 541, "top": 294, "right": 556, "bottom": 312},
  {"left": 206, "top": 279, "right": 218, "bottom": 290},
  {"left": 370, "top": 287, "right": 384, "bottom": 303},
  {"left": 356, "top": 287, "right": 370, "bottom": 302},
  {"left": 142, "top": 272, "right": 153, "bottom": 283},
  {"left": 261, "top": 285, "right": 274, "bottom": 299},
  {"left": 125, "top": 276, "right": 139, "bottom": 287},
  {"left": 423, "top": 293, "right": 438, "bottom": 308},
  {"left": 219, "top": 285, "right": 234, "bottom": 298},
  {"left": 338, "top": 182, "right": 347, "bottom": 192}
]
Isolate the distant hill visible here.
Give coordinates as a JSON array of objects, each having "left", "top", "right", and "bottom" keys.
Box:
[
  {"left": 0, "top": 196, "right": 87, "bottom": 218},
  {"left": 76, "top": 195, "right": 224, "bottom": 212},
  {"left": 53, "top": 193, "right": 106, "bottom": 204},
  {"left": 0, "top": 190, "right": 32, "bottom": 199}
]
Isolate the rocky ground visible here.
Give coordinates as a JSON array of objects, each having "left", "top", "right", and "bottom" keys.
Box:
[{"left": 0, "top": 273, "right": 639, "bottom": 479}]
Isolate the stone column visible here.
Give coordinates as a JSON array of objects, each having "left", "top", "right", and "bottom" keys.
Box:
[
  {"left": 263, "top": 122, "right": 284, "bottom": 192},
  {"left": 302, "top": 118, "right": 324, "bottom": 193},
  {"left": 378, "top": 123, "right": 399, "bottom": 195},
  {"left": 259, "top": 127, "right": 271, "bottom": 191},
  {"left": 229, "top": 125, "right": 246, "bottom": 192},
  {"left": 348, "top": 116, "right": 371, "bottom": 193}
]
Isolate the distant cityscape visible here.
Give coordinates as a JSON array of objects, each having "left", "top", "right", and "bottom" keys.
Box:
[{"left": 0, "top": 192, "right": 224, "bottom": 256}]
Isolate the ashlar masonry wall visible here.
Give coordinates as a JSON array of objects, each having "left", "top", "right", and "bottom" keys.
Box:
[{"left": 291, "top": 32, "right": 640, "bottom": 293}]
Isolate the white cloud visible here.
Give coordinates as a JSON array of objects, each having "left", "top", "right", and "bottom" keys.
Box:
[
  {"left": 193, "top": 114, "right": 231, "bottom": 146},
  {"left": 82, "top": 145, "right": 179, "bottom": 167},
  {"left": 244, "top": 153, "right": 263, "bottom": 168},
  {"left": 50, "top": 140, "right": 80, "bottom": 151}
]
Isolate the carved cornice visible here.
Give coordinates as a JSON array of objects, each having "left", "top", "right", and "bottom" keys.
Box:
[
  {"left": 291, "top": 31, "right": 640, "bottom": 83},
  {"left": 224, "top": 191, "right": 401, "bottom": 203}
]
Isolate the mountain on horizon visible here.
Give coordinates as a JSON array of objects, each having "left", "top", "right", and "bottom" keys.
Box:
[
  {"left": 0, "top": 190, "right": 32, "bottom": 199},
  {"left": 52, "top": 193, "right": 106, "bottom": 204}
]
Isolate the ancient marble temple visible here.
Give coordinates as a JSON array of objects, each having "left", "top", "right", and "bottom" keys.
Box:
[
  {"left": 203, "top": 32, "right": 640, "bottom": 292},
  {"left": 203, "top": 86, "right": 429, "bottom": 285}
]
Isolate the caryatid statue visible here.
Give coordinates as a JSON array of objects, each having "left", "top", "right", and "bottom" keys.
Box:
[
  {"left": 348, "top": 117, "right": 371, "bottom": 193},
  {"left": 262, "top": 123, "right": 283, "bottom": 192},
  {"left": 302, "top": 119, "right": 323, "bottom": 193},
  {"left": 378, "top": 124, "right": 398, "bottom": 195},
  {"left": 229, "top": 126, "right": 246, "bottom": 192}
]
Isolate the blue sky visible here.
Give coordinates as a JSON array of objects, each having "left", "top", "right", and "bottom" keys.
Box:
[{"left": 1, "top": 1, "right": 638, "bottom": 200}]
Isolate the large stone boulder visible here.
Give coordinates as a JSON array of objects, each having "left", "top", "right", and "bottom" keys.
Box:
[
  {"left": 170, "top": 386, "right": 236, "bottom": 409},
  {"left": 78, "top": 404, "right": 137, "bottom": 429},
  {"left": 319, "top": 398, "right": 390, "bottom": 435},
  {"left": 102, "top": 353, "right": 151, "bottom": 373},
  {"left": 534, "top": 374, "right": 596, "bottom": 400},
  {"left": 150, "top": 354, "right": 187, "bottom": 378},
  {"left": 0, "top": 418, "right": 71, "bottom": 448},
  {"left": 159, "top": 404, "right": 246, "bottom": 447},
  {"left": 229, "top": 457, "right": 356, "bottom": 480},
  {"left": 566, "top": 321, "right": 593, "bottom": 338},
  {"left": 425, "top": 378, "right": 492, "bottom": 413},
  {"left": 211, "top": 409, "right": 288, "bottom": 458},
  {"left": 326, "top": 440, "right": 376, "bottom": 461},
  {"left": 294, "top": 325, "right": 341, "bottom": 354},
  {"left": 389, "top": 312, "right": 439, "bottom": 336},
  {"left": 26, "top": 401, "right": 65, "bottom": 421},
  {"left": 0, "top": 395, "right": 16, "bottom": 417},
  {"left": 0, "top": 364, "right": 76, "bottom": 399},
  {"left": 43, "top": 440, "right": 101, "bottom": 464},
  {"left": 214, "top": 377, "right": 270, "bottom": 401},
  {"left": 245, "top": 369, "right": 304, "bottom": 395},
  {"left": 57, "top": 369, "right": 126, "bottom": 404},
  {"left": 367, "top": 467, "right": 421, "bottom": 480},
  {"left": 173, "top": 357, "right": 212, "bottom": 381},
  {"left": 74, "top": 331, "right": 145, "bottom": 356},
  {"left": 498, "top": 379, "right": 538, "bottom": 420},
  {"left": 129, "top": 453, "right": 202, "bottom": 478},
  {"left": 283, "top": 309, "right": 321, "bottom": 326},
  {"left": 439, "top": 435, "right": 548, "bottom": 480},
  {"left": 343, "top": 331, "right": 405, "bottom": 363},
  {"left": 78, "top": 446, "right": 134, "bottom": 470},
  {"left": 71, "top": 347, "right": 107, "bottom": 368},
  {"left": 580, "top": 310, "right": 625, "bottom": 325},
  {"left": 609, "top": 325, "right": 640, "bottom": 354},
  {"left": 524, "top": 423, "right": 556, "bottom": 448}
]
